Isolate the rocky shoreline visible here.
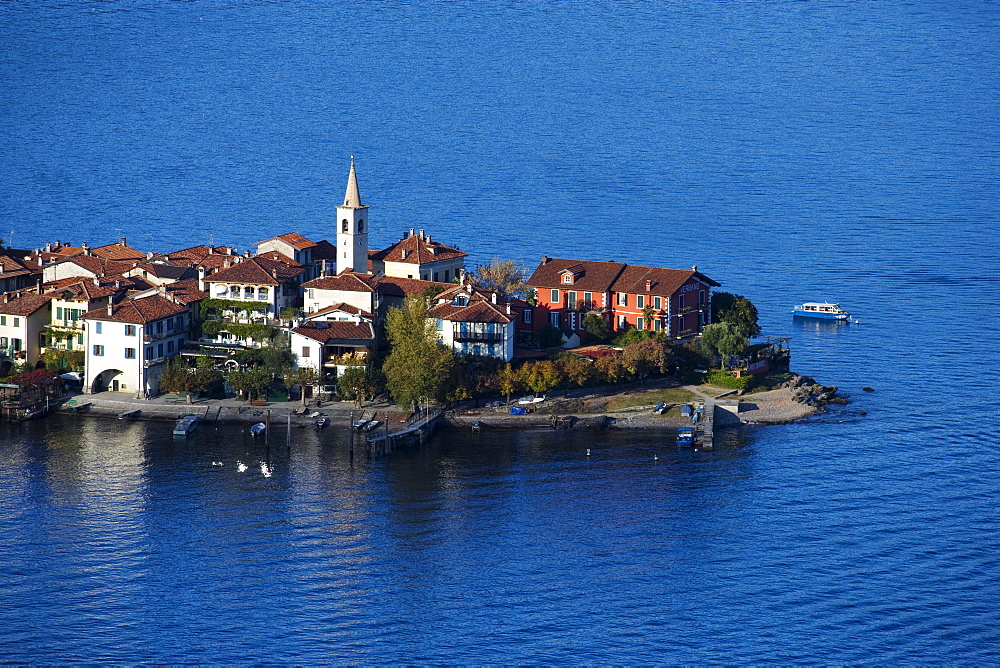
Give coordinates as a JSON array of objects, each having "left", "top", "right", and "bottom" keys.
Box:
[{"left": 43, "top": 374, "right": 843, "bottom": 433}]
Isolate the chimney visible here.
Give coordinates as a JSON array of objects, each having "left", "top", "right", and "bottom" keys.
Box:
[
  {"left": 692, "top": 265, "right": 698, "bottom": 272},
  {"left": 107, "top": 303, "right": 113, "bottom": 316},
  {"left": 506, "top": 303, "right": 511, "bottom": 315},
  {"left": 458, "top": 268, "right": 466, "bottom": 284},
  {"left": 409, "top": 228, "right": 415, "bottom": 238},
  {"left": 645, "top": 280, "right": 652, "bottom": 292},
  {"left": 492, "top": 292, "right": 497, "bottom": 304},
  {"left": 120, "top": 236, "right": 127, "bottom": 246},
  {"left": 55, "top": 240, "right": 61, "bottom": 248},
  {"left": 146, "top": 251, "right": 153, "bottom": 259},
  {"left": 419, "top": 229, "right": 425, "bottom": 241},
  {"left": 244, "top": 250, "right": 251, "bottom": 257},
  {"left": 426, "top": 234, "right": 431, "bottom": 244},
  {"left": 401, "top": 249, "right": 408, "bottom": 259},
  {"left": 93, "top": 277, "right": 100, "bottom": 286},
  {"left": 45, "top": 242, "right": 52, "bottom": 252},
  {"left": 541, "top": 256, "right": 549, "bottom": 265},
  {"left": 198, "top": 267, "right": 206, "bottom": 292}
]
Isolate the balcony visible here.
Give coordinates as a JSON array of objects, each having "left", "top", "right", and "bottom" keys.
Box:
[{"left": 453, "top": 330, "right": 504, "bottom": 344}]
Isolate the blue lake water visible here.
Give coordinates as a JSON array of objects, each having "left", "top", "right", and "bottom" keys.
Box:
[{"left": 2, "top": 1, "right": 1000, "bottom": 663}]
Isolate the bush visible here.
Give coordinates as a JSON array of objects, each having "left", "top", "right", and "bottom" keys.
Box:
[{"left": 705, "top": 370, "right": 756, "bottom": 391}]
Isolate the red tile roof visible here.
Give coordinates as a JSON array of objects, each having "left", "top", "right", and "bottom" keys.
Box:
[
  {"left": 82, "top": 294, "right": 188, "bottom": 324},
  {"left": 163, "top": 278, "right": 209, "bottom": 305},
  {"left": 253, "top": 232, "right": 317, "bottom": 250},
  {"left": 0, "top": 293, "right": 53, "bottom": 316},
  {"left": 202, "top": 256, "right": 304, "bottom": 286},
  {"left": 293, "top": 321, "right": 373, "bottom": 343},
  {"left": 90, "top": 241, "right": 147, "bottom": 261},
  {"left": 370, "top": 234, "right": 467, "bottom": 265},
  {"left": 428, "top": 299, "right": 512, "bottom": 324}
]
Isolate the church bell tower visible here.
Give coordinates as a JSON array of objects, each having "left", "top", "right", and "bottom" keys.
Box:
[{"left": 336, "top": 156, "right": 370, "bottom": 273}]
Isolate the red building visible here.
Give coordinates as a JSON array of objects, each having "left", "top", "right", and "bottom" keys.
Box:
[{"left": 526, "top": 257, "right": 720, "bottom": 340}]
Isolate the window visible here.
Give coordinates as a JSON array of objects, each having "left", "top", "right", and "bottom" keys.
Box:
[
  {"left": 156, "top": 321, "right": 163, "bottom": 334},
  {"left": 258, "top": 287, "right": 269, "bottom": 300},
  {"left": 637, "top": 295, "right": 645, "bottom": 309},
  {"left": 93, "top": 345, "right": 104, "bottom": 356},
  {"left": 654, "top": 296, "right": 661, "bottom": 310},
  {"left": 444, "top": 270, "right": 449, "bottom": 282},
  {"left": 562, "top": 274, "right": 572, "bottom": 284},
  {"left": 244, "top": 286, "right": 254, "bottom": 299},
  {"left": 550, "top": 289, "right": 560, "bottom": 304},
  {"left": 12, "top": 338, "right": 20, "bottom": 351},
  {"left": 95, "top": 322, "right": 102, "bottom": 334},
  {"left": 700, "top": 290, "right": 706, "bottom": 305},
  {"left": 550, "top": 312, "right": 560, "bottom": 328},
  {"left": 167, "top": 341, "right": 174, "bottom": 353},
  {"left": 617, "top": 293, "right": 628, "bottom": 307},
  {"left": 358, "top": 220, "right": 364, "bottom": 232},
  {"left": 584, "top": 292, "right": 593, "bottom": 309},
  {"left": 0, "top": 316, "right": 5, "bottom": 325},
  {"left": 653, "top": 319, "right": 661, "bottom": 332},
  {"left": 13, "top": 317, "right": 18, "bottom": 327},
  {"left": 636, "top": 317, "right": 644, "bottom": 331},
  {"left": 125, "top": 348, "right": 136, "bottom": 359},
  {"left": 125, "top": 325, "right": 136, "bottom": 336},
  {"left": 158, "top": 343, "right": 164, "bottom": 357},
  {"left": 342, "top": 219, "right": 348, "bottom": 232},
  {"left": 567, "top": 292, "right": 577, "bottom": 310},
  {"left": 230, "top": 285, "right": 239, "bottom": 297},
  {"left": 422, "top": 274, "right": 429, "bottom": 281},
  {"left": 302, "top": 346, "right": 310, "bottom": 358},
  {"left": 146, "top": 347, "right": 153, "bottom": 358},
  {"left": 308, "top": 289, "right": 315, "bottom": 299},
  {"left": 679, "top": 294, "right": 685, "bottom": 309},
  {"left": 166, "top": 319, "right": 174, "bottom": 330},
  {"left": 617, "top": 315, "right": 627, "bottom": 329},
  {"left": 436, "top": 318, "right": 444, "bottom": 331},
  {"left": 0, "top": 337, "right": 6, "bottom": 347},
  {"left": 523, "top": 309, "right": 532, "bottom": 324},
  {"left": 56, "top": 307, "right": 62, "bottom": 320},
  {"left": 433, "top": 272, "right": 439, "bottom": 282},
  {"left": 77, "top": 334, "right": 83, "bottom": 345}
]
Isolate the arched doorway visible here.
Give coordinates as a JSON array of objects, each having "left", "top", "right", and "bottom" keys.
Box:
[
  {"left": 0, "top": 359, "right": 12, "bottom": 378},
  {"left": 92, "top": 369, "right": 124, "bottom": 393}
]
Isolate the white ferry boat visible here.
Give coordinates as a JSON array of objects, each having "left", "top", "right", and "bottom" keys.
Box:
[{"left": 792, "top": 302, "right": 851, "bottom": 320}]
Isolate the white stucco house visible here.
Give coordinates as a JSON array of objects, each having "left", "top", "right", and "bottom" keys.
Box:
[
  {"left": 427, "top": 284, "right": 515, "bottom": 362},
  {"left": 82, "top": 294, "right": 189, "bottom": 397}
]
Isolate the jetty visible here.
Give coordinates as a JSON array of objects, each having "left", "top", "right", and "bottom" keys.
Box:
[{"left": 365, "top": 406, "right": 444, "bottom": 454}]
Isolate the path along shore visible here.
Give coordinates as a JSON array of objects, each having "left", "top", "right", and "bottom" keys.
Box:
[{"left": 49, "top": 375, "right": 838, "bottom": 432}]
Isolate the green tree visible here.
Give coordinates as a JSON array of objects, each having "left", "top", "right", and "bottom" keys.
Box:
[
  {"left": 282, "top": 366, "right": 320, "bottom": 406},
  {"left": 497, "top": 363, "right": 519, "bottom": 404},
  {"left": 517, "top": 360, "right": 561, "bottom": 396},
  {"left": 557, "top": 353, "right": 595, "bottom": 391},
  {"left": 711, "top": 292, "right": 761, "bottom": 339},
  {"left": 157, "top": 358, "right": 190, "bottom": 394},
  {"left": 228, "top": 366, "right": 272, "bottom": 401},
  {"left": 699, "top": 322, "right": 749, "bottom": 370},
  {"left": 189, "top": 355, "right": 224, "bottom": 400},
  {"left": 582, "top": 313, "right": 611, "bottom": 343},
  {"left": 622, "top": 337, "right": 672, "bottom": 384},
  {"left": 382, "top": 296, "right": 455, "bottom": 410},
  {"left": 470, "top": 256, "right": 528, "bottom": 299},
  {"left": 595, "top": 352, "right": 626, "bottom": 385},
  {"left": 338, "top": 366, "right": 369, "bottom": 408},
  {"left": 641, "top": 305, "right": 655, "bottom": 330}
]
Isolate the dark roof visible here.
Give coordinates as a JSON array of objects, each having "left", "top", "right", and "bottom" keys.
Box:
[
  {"left": 370, "top": 234, "right": 467, "bottom": 265},
  {"left": 132, "top": 262, "right": 194, "bottom": 281},
  {"left": 311, "top": 239, "right": 337, "bottom": 261},
  {"left": 0, "top": 293, "right": 53, "bottom": 316},
  {"left": 527, "top": 258, "right": 628, "bottom": 292},
  {"left": 610, "top": 265, "right": 721, "bottom": 296},
  {"left": 306, "top": 303, "right": 373, "bottom": 319},
  {"left": 528, "top": 257, "right": 720, "bottom": 294},
  {"left": 82, "top": 294, "right": 187, "bottom": 324},
  {"left": 293, "top": 321, "right": 373, "bottom": 343},
  {"left": 303, "top": 272, "right": 451, "bottom": 298}
]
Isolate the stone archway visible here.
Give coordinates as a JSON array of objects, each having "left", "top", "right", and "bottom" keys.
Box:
[{"left": 91, "top": 369, "right": 124, "bottom": 393}]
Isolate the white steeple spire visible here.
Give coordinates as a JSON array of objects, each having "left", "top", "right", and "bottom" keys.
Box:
[{"left": 343, "top": 155, "right": 362, "bottom": 208}]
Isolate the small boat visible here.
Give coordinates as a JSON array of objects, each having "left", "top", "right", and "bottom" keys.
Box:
[
  {"left": 117, "top": 408, "right": 141, "bottom": 420},
  {"left": 249, "top": 422, "right": 266, "bottom": 438},
  {"left": 676, "top": 427, "right": 694, "bottom": 447},
  {"left": 653, "top": 401, "right": 667, "bottom": 414},
  {"left": 314, "top": 417, "right": 329, "bottom": 429},
  {"left": 362, "top": 419, "right": 381, "bottom": 432},
  {"left": 792, "top": 302, "right": 850, "bottom": 320},
  {"left": 352, "top": 411, "right": 369, "bottom": 430},
  {"left": 680, "top": 404, "right": 692, "bottom": 418},
  {"left": 173, "top": 414, "right": 200, "bottom": 436}
]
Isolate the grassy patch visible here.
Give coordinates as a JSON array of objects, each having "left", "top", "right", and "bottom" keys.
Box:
[{"left": 603, "top": 387, "right": 698, "bottom": 412}]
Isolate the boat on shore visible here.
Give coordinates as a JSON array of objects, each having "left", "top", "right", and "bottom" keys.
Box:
[
  {"left": 172, "top": 414, "right": 200, "bottom": 436},
  {"left": 314, "top": 416, "right": 329, "bottom": 429},
  {"left": 792, "top": 302, "right": 850, "bottom": 320}
]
